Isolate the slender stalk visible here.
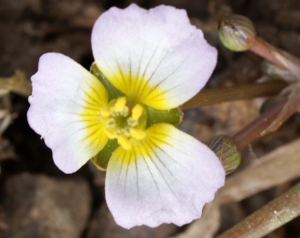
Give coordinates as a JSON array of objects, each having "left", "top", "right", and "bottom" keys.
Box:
[
  {"left": 232, "top": 98, "right": 287, "bottom": 150},
  {"left": 181, "top": 81, "right": 286, "bottom": 109},
  {"left": 217, "top": 182, "right": 300, "bottom": 238},
  {"left": 251, "top": 37, "right": 300, "bottom": 75}
]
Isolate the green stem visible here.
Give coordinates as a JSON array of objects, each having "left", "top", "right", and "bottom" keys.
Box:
[
  {"left": 217, "top": 182, "right": 300, "bottom": 238},
  {"left": 181, "top": 81, "right": 286, "bottom": 110}
]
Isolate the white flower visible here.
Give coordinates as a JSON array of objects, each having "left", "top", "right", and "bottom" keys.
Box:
[{"left": 27, "top": 4, "right": 225, "bottom": 229}]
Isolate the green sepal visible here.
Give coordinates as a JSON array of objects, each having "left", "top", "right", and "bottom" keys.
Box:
[
  {"left": 144, "top": 106, "right": 183, "bottom": 128},
  {"left": 90, "top": 63, "right": 125, "bottom": 101},
  {"left": 91, "top": 139, "right": 119, "bottom": 171}
]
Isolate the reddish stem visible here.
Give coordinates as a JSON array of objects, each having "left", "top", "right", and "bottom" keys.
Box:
[
  {"left": 251, "top": 37, "right": 300, "bottom": 73},
  {"left": 232, "top": 98, "right": 287, "bottom": 150}
]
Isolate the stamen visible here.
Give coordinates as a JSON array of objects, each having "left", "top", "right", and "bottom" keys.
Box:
[
  {"left": 110, "top": 107, "right": 118, "bottom": 117},
  {"left": 124, "top": 127, "right": 131, "bottom": 136},
  {"left": 131, "top": 104, "right": 143, "bottom": 120},
  {"left": 106, "top": 118, "right": 116, "bottom": 128},
  {"left": 116, "top": 127, "right": 123, "bottom": 135},
  {"left": 114, "top": 97, "right": 127, "bottom": 112},
  {"left": 118, "top": 135, "right": 132, "bottom": 150},
  {"left": 120, "top": 107, "right": 129, "bottom": 117},
  {"left": 127, "top": 117, "right": 138, "bottom": 127}
]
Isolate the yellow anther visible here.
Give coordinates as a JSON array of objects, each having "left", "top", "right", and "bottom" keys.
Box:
[
  {"left": 118, "top": 135, "right": 132, "bottom": 150},
  {"left": 124, "top": 127, "right": 131, "bottom": 136},
  {"left": 104, "top": 128, "right": 117, "bottom": 139},
  {"left": 114, "top": 97, "right": 127, "bottom": 112},
  {"left": 131, "top": 104, "right": 143, "bottom": 120},
  {"left": 120, "top": 107, "right": 129, "bottom": 117},
  {"left": 130, "top": 128, "right": 146, "bottom": 140},
  {"left": 100, "top": 107, "right": 110, "bottom": 118},
  {"left": 127, "top": 117, "right": 138, "bottom": 127}
]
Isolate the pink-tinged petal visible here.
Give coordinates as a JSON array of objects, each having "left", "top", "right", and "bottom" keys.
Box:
[
  {"left": 105, "top": 123, "right": 225, "bottom": 228},
  {"left": 27, "top": 53, "right": 109, "bottom": 173},
  {"left": 92, "top": 4, "right": 217, "bottom": 110}
]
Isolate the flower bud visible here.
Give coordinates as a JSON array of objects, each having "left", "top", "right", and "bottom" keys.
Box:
[
  {"left": 218, "top": 14, "right": 256, "bottom": 52},
  {"left": 208, "top": 135, "right": 241, "bottom": 175}
]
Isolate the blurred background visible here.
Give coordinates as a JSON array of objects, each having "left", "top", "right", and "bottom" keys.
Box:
[{"left": 1, "top": 0, "right": 300, "bottom": 237}]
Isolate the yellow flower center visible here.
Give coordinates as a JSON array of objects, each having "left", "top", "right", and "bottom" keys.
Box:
[{"left": 99, "top": 97, "right": 146, "bottom": 150}]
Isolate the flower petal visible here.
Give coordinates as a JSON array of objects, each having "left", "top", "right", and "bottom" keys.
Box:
[
  {"left": 27, "top": 53, "right": 109, "bottom": 173},
  {"left": 105, "top": 123, "right": 225, "bottom": 228},
  {"left": 92, "top": 4, "right": 217, "bottom": 110}
]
